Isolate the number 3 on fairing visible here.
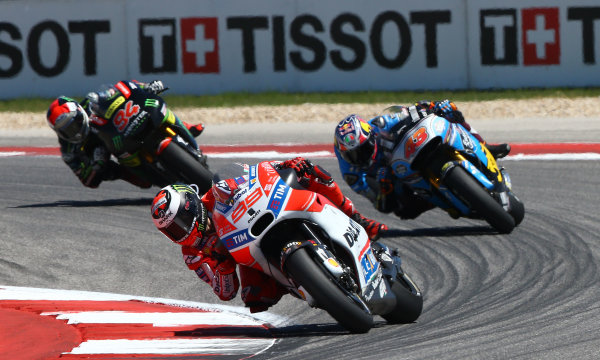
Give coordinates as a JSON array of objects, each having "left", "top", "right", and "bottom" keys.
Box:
[{"left": 405, "top": 127, "right": 428, "bottom": 158}]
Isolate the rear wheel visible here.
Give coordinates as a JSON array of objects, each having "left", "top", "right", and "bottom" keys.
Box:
[
  {"left": 444, "top": 166, "right": 515, "bottom": 233},
  {"left": 158, "top": 141, "right": 213, "bottom": 193},
  {"left": 285, "top": 248, "right": 373, "bottom": 333}
]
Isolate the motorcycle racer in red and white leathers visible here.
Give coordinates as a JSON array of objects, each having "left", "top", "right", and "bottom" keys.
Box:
[{"left": 150, "top": 157, "right": 387, "bottom": 313}]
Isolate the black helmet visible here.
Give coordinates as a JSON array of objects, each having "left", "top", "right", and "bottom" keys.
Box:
[{"left": 86, "top": 84, "right": 121, "bottom": 119}]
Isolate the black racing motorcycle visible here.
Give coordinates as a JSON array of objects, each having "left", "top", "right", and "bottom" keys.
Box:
[{"left": 89, "top": 82, "right": 213, "bottom": 192}]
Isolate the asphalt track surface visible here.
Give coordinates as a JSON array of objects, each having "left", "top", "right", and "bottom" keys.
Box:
[{"left": 2, "top": 121, "right": 600, "bottom": 359}]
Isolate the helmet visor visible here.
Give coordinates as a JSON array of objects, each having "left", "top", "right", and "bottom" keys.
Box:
[
  {"left": 341, "top": 135, "right": 375, "bottom": 167},
  {"left": 160, "top": 192, "right": 200, "bottom": 243},
  {"left": 56, "top": 111, "right": 88, "bottom": 143}
]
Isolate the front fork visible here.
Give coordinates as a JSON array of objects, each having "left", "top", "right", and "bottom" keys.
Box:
[
  {"left": 373, "top": 243, "right": 422, "bottom": 298},
  {"left": 426, "top": 149, "right": 512, "bottom": 214},
  {"left": 281, "top": 232, "right": 397, "bottom": 315}
]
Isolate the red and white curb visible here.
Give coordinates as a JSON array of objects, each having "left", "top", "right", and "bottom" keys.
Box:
[
  {"left": 1, "top": 143, "right": 599, "bottom": 160},
  {"left": 0, "top": 285, "right": 285, "bottom": 359}
]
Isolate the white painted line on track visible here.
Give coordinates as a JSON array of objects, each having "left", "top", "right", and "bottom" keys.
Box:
[
  {"left": 69, "top": 338, "right": 275, "bottom": 355},
  {"left": 0, "top": 285, "right": 288, "bottom": 326},
  {"left": 208, "top": 150, "right": 333, "bottom": 158},
  {"left": 46, "top": 310, "right": 269, "bottom": 326},
  {"left": 0, "top": 151, "right": 26, "bottom": 156},
  {"left": 504, "top": 153, "right": 600, "bottom": 161}
]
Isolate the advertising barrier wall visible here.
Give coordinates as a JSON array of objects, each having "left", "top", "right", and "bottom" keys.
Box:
[{"left": 0, "top": 0, "right": 599, "bottom": 98}]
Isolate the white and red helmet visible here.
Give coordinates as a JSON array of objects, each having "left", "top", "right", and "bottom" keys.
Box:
[
  {"left": 151, "top": 185, "right": 208, "bottom": 246},
  {"left": 46, "top": 96, "right": 90, "bottom": 143}
]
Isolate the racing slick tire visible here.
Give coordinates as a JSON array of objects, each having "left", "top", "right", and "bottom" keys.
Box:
[
  {"left": 381, "top": 273, "right": 423, "bottom": 324},
  {"left": 444, "top": 166, "right": 516, "bottom": 234},
  {"left": 285, "top": 248, "right": 374, "bottom": 333},
  {"left": 508, "top": 192, "right": 525, "bottom": 226}
]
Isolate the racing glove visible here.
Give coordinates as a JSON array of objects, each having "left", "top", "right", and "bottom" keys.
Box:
[
  {"left": 198, "top": 234, "right": 239, "bottom": 301},
  {"left": 147, "top": 80, "right": 167, "bottom": 94},
  {"left": 432, "top": 99, "right": 464, "bottom": 123},
  {"left": 281, "top": 157, "right": 335, "bottom": 188},
  {"left": 281, "top": 157, "right": 313, "bottom": 176},
  {"left": 77, "top": 146, "right": 110, "bottom": 188}
]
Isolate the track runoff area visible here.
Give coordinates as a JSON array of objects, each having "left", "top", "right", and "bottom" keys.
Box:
[
  {"left": 1, "top": 141, "right": 599, "bottom": 357},
  {"left": 0, "top": 285, "right": 283, "bottom": 359}
]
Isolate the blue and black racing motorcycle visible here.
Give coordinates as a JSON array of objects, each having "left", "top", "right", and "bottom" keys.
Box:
[{"left": 384, "top": 106, "right": 525, "bottom": 234}]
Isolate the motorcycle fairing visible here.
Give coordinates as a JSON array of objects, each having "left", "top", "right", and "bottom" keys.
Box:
[
  {"left": 388, "top": 114, "right": 510, "bottom": 216},
  {"left": 213, "top": 161, "right": 387, "bottom": 295}
]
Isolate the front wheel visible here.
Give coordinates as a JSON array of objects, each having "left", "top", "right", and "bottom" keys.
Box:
[
  {"left": 508, "top": 192, "right": 525, "bottom": 226},
  {"left": 444, "top": 166, "right": 515, "bottom": 233},
  {"left": 285, "top": 248, "right": 373, "bottom": 333},
  {"left": 157, "top": 140, "right": 213, "bottom": 193},
  {"left": 381, "top": 273, "right": 423, "bottom": 324}
]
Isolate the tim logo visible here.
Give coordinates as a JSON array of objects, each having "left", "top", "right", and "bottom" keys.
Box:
[
  {"left": 139, "top": 18, "right": 219, "bottom": 74},
  {"left": 481, "top": 8, "right": 560, "bottom": 66}
]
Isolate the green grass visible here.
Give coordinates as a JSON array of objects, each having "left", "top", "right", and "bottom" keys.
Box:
[{"left": 2, "top": 87, "right": 599, "bottom": 112}]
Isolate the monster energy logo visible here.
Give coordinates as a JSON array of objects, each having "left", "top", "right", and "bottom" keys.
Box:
[
  {"left": 145, "top": 99, "right": 159, "bottom": 108},
  {"left": 112, "top": 136, "right": 123, "bottom": 151},
  {"left": 171, "top": 184, "right": 195, "bottom": 194}
]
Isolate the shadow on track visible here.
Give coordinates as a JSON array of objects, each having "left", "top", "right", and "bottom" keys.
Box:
[
  {"left": 10, "top": 197, "right": 152, "bottom": 209},
  {"left": 381, "top": 225, "right": 497, "bottom": 238},
  {"left": 175, "top": 321, "right": 390, "bottom": 338}
]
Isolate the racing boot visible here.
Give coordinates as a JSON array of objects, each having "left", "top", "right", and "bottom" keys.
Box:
[
  {"left": 351, "top": 213, "right": 388, "bottom": 241},
  {"left": 338, "top": 195, "right": 388, "bottom": 241},
  {"left": 239, "top": 266, "right": 287, "bottom": 313},
  {"left": 185, "top": 123, "right": 205, "bottom": 137},
  {"left": 486, "top": 143, "right": 511, "bottom": 159},
  {"left": 454, "top": 118, "right": 510, "bottom": 159}
]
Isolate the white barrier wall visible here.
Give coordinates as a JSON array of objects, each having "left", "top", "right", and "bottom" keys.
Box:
[{"left": 0, "top": 0, "right": 599, "bottom": 98}]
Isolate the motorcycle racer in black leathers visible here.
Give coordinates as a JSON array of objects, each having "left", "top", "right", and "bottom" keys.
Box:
[{"left": 46, "top": 80, "right": 204, "bottom": 188}]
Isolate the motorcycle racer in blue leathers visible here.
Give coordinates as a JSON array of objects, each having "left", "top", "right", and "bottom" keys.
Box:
[{"left": 334, "top": 100, "right": 511, "bottom": 220}]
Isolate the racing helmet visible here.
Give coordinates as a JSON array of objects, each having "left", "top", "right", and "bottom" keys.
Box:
[
  {"left": 46, "top": 96, "right": 90, "bottom": 143},
  {"left": 334, "top": 114, "right": 377, "bottom": 167},
  {"left": 86, "top": 84, "right": 119, "bottom": 119},
  {"left": 151, "top": 184, "right": 208, "bottom": 247}
]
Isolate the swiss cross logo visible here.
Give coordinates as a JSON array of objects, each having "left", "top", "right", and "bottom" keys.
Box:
[
  {"left": 181, "top": 18, "right": 219, "bottom": 73},
  {"left": 139, "top": 17, "right": 219, "bottom": 74},
  {"left": 480, "top": 7, "right": 560, "bottom": 66},
  {"left": 522, "top": 8, "right": 560, "bottom": 65}
]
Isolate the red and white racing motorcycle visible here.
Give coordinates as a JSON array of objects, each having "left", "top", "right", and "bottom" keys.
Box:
[{"left": 212, "top": 161, "right": 423, "bottom": 333}]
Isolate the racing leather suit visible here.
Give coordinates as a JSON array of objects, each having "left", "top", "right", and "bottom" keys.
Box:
[{"left": 180, "top": 158, "right": 385, "bottom": 313}]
